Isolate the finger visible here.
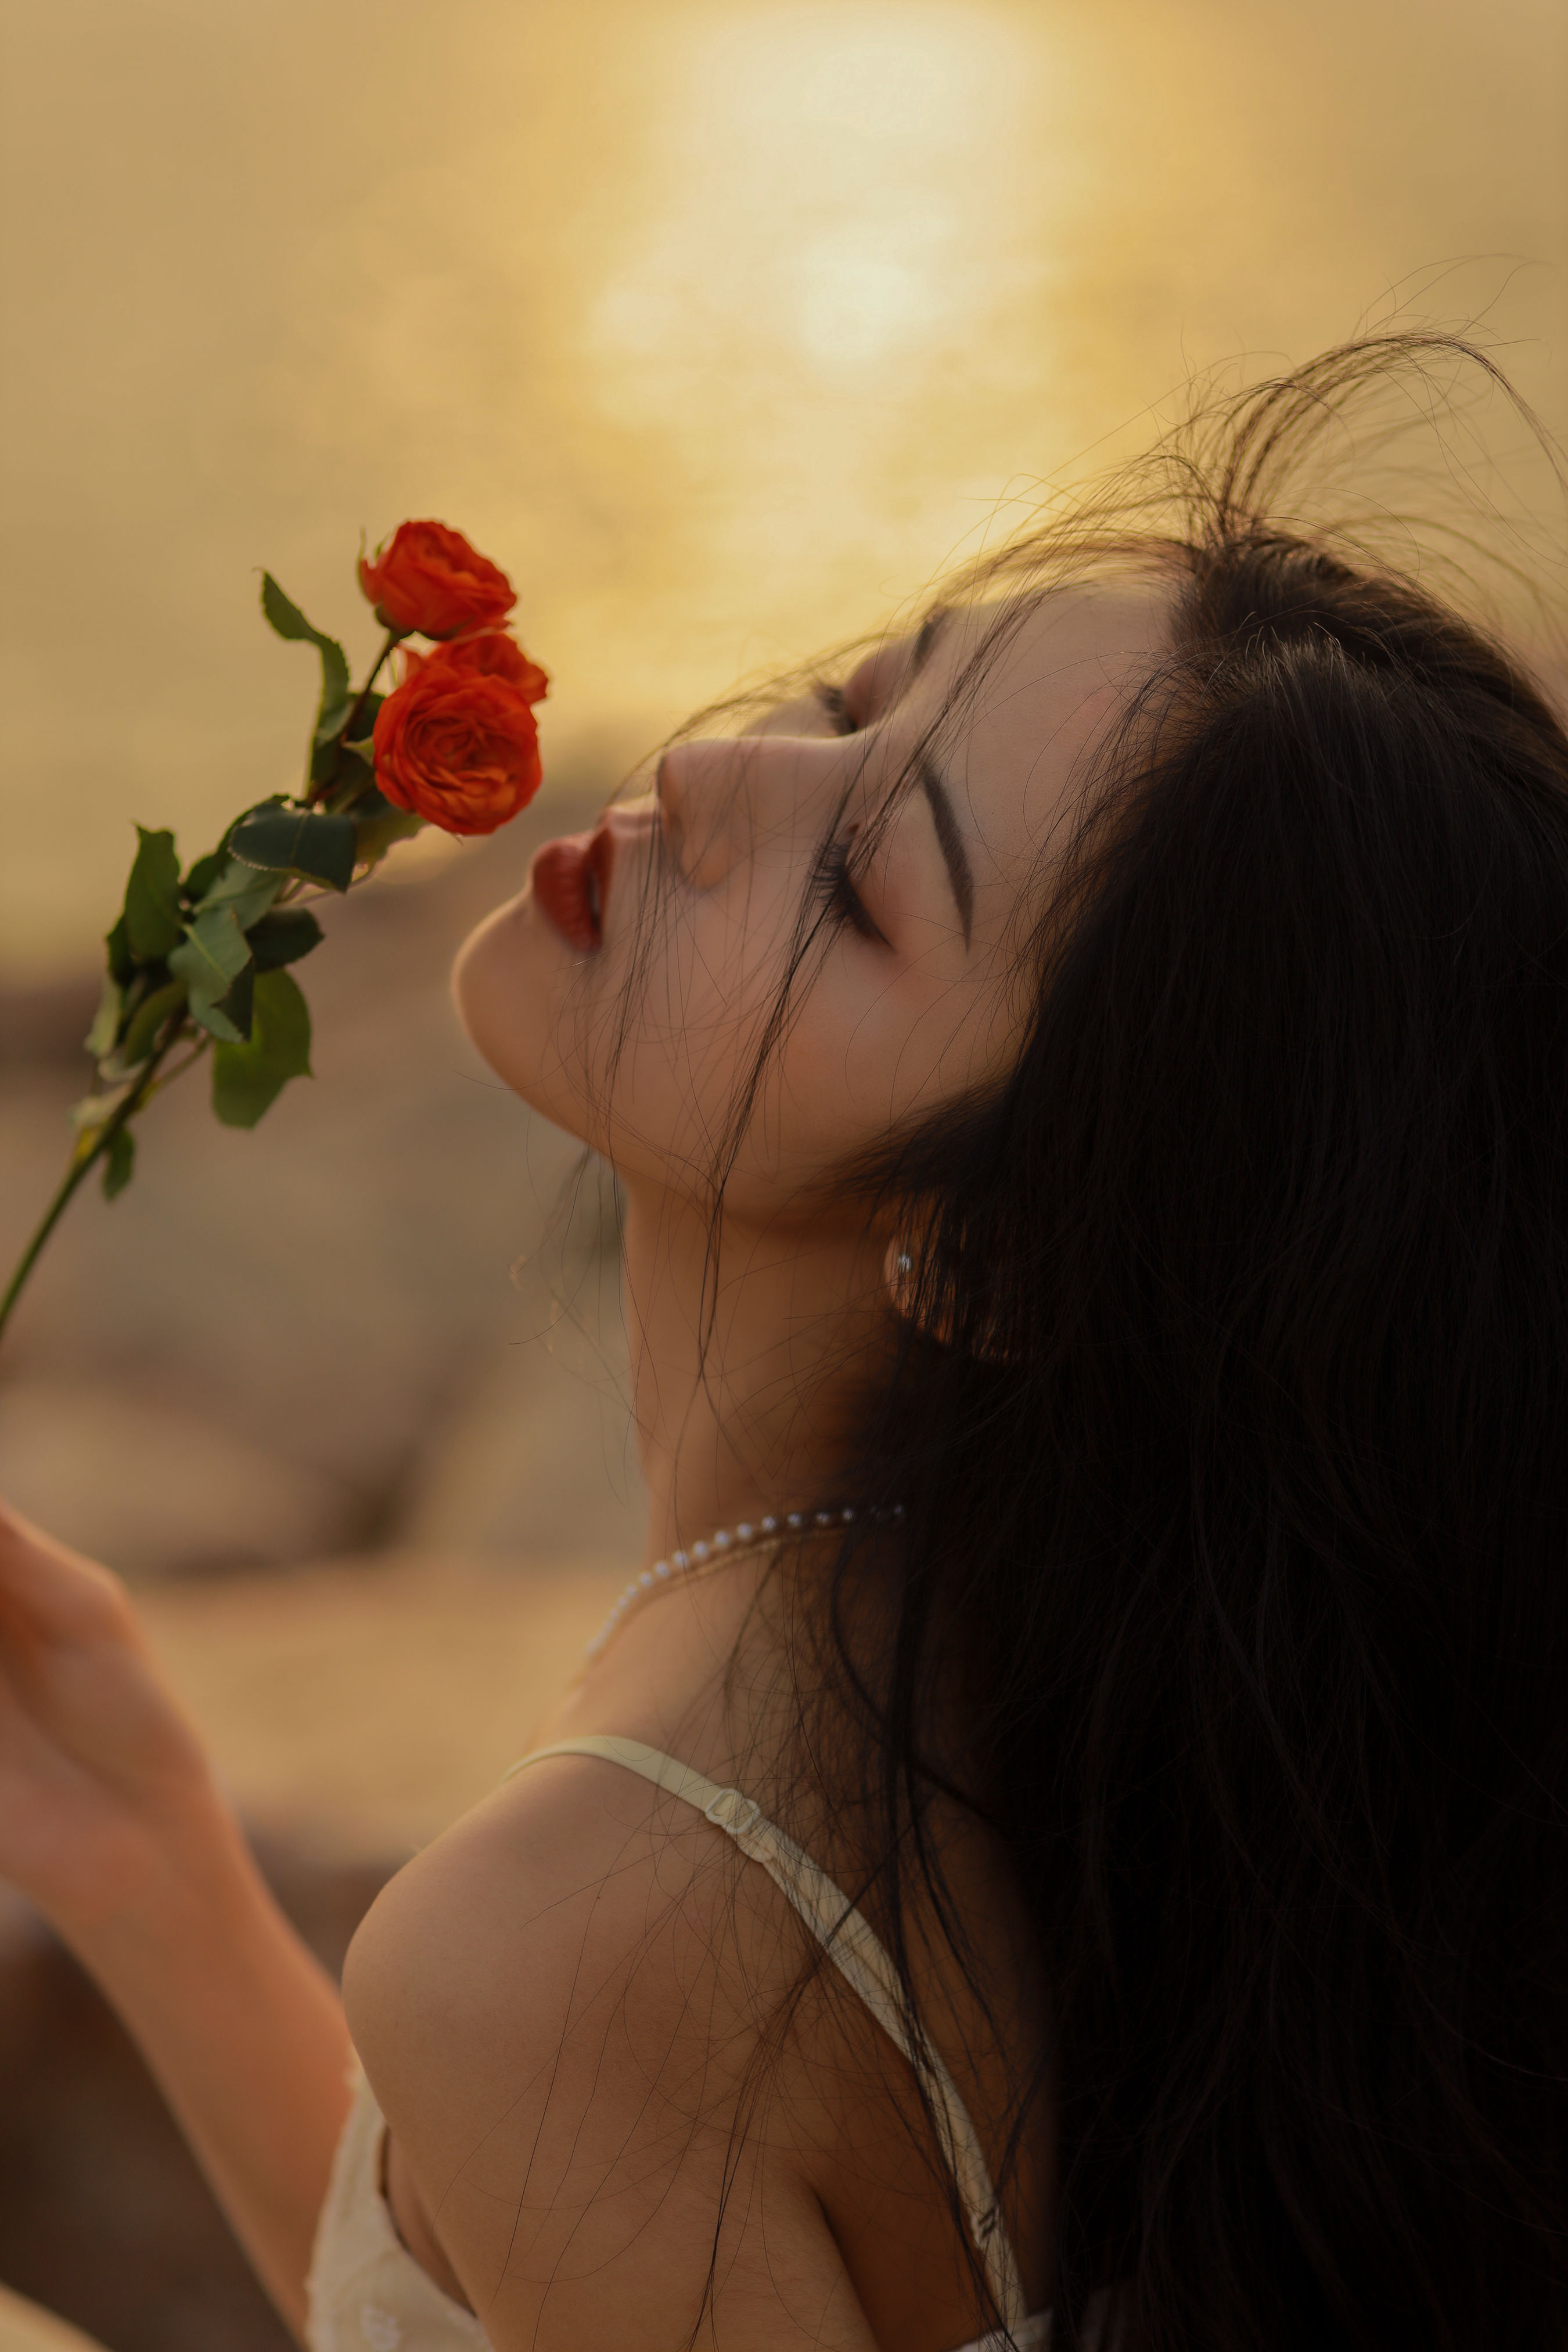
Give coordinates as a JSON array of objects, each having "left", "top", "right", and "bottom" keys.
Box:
[{"left": 0, "top": 1501, "right": 137, "bottom": 1646}]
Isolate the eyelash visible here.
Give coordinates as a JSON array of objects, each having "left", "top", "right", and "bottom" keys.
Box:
[
  {"left": 822, "top": 837, "right": 886, "bottom": 944},
  {"left": 809, "top": 681, "right": 889, "bottom": 944}
]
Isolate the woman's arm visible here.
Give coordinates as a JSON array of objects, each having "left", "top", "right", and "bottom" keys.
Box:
[{"left": 0, "top": 1504, "right": 353, "bottom": 2332}]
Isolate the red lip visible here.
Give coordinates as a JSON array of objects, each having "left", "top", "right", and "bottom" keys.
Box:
[{"left": 529, "top": 825, "right": 614, "bottom": 954}]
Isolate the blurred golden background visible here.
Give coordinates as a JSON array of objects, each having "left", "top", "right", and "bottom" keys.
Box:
[
  {"left": 3, "top": 0, "right": 1564, "bottom": 966},
  {"left": 0, "top": 3, "right": 1563, "bottom": 2342}
]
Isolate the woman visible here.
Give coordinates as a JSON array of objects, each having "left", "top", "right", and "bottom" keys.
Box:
[{"left": 1, "top": 334, "right": 1565, "bottom": 2350}]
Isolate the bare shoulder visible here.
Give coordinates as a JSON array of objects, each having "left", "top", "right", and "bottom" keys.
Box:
[
  {"left": 346, "top": 1548, "right": 787, "bottom": 2073},
  {"left": 343, "top": 1560, "right": 873, "bottom": 2349},
  {"left": 346, "top": 1548, "right": 783, "bottom": 2033}
]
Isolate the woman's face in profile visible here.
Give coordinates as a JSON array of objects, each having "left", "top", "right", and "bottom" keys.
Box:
[{"left": 454, "top": 584, "right": 1167, "bottom": 1218}]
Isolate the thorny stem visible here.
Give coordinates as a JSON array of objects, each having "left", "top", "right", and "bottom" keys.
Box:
[{"left": 0, "top": 1025, "right": 199, "bottom": 1352}]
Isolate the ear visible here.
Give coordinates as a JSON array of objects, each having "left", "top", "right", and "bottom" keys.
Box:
[
  {"left": 883, "top": 1235, "right": 920, "bottom": 1314},
  {"left": 883, "top": 1230, "right": 955, "bottom": 1345},
  {"left": 883, "top": 1228, "right": 1015, "bottom": 1363}
]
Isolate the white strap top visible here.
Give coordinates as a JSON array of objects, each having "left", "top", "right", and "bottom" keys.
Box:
[
  {"left": 306, "top": 1733, "right": 1057, "bottom": 2352},
  {"left": 505, "top": 1735, "right": 1036, "bottom": 2337}
]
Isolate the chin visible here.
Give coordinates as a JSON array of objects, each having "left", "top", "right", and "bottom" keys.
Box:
[
  {"left": 451, "top": 891, "right": 585, "bottom": 1135},
  {"left": 451, "top": 890, "right": 523, "bottom": 1049}
]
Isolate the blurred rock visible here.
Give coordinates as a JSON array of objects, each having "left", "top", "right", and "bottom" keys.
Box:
[
  {"left": 392, "top": 1184, "right": 647, "bottom": 1564},
  {"left": 0, "top": 1552, "right": 625, "bottom": 2346},
  {"left": 0, "top": 1846, "right": 390, "bottom": 2352},
  {"left": 0, "top": 974, "right": 100, "bottom": 1072},
  {"left": 394, "top": 1340, "right": 647, "bottom": 1565},
  {"left": 0, "top": 2282, "right": 106, "bottom": 2352},
  {"left": 0, "top": 1379, "right": 360, "bottom": 1580},
  {"left": 137, "top": 1551, "right": 629, "bottom": 1856},
  {"left": 0, "top": 774, "right": 638, "bottom": 1571},
  {"left": 0, "top": 1550, "right": 627, "bottom": 2344}
]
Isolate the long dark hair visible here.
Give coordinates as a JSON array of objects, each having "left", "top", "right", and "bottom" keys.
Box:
[
  {"left": 576, "top": 330, "right": 1568, "bottom": 2343},
  {"left": 773, "top": 335, "right": 1568, "bottom": 2348}
]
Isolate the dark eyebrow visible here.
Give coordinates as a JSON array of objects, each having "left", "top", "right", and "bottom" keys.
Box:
[{"left": 916, "top": 750, "right": 974, "bottom": 949}]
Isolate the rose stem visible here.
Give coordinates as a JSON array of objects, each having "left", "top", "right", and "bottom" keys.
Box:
[
  {"left": 0, "top": 1026, "right": 199, "bottom": 1352},
  {"left": 308, "top": 628, "right": 405, "bottom": 806}
]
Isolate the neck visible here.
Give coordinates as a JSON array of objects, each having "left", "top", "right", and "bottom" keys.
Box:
[{"left": 618, "top": 1181, "right": 887, "bottom": 1569}]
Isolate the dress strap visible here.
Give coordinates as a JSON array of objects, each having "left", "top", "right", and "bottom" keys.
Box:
[{"left": 503, "top": 1733, "right": 1030, "bottom": 2334}]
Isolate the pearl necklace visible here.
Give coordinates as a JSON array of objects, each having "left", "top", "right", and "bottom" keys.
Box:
[{"left": 585, "top": 1502, "right": 904, "bottom": 1660}]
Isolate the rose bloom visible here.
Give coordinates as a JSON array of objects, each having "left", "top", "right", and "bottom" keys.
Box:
[
  {"left": 358, "top": 520, "right": 516, "bottom": 640},
  {"left": 398, "top": 630, "right": 549, "bottom": 704},
  {"left": 372, "top": 665, "right": 542, "bottom": 837}
]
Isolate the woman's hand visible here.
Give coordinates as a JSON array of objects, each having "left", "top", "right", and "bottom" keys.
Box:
[
  {"left": 0, "top": 1499, "right": 221, "bottom": 1944},
  {"left": 0, "top": 1499, "right": 355, "bottom": 2330}
]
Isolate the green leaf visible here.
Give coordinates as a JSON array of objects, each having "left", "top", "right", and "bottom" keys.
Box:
[
  {"left": 344, "top": 785, "right": 397, "bottom": 821},
  {"left": 314, "top": 697, "right": 353, "bottom": 743},
  {"left": 354, "top": 692, "right": 385, "bottom": 733},
  {"left": 85, "top": 969, "right": 124, "bottom": 1059},
  {"left": 122, "top": 826, "right": 184, "bottom": 962},
  {"left": 181, "top": 848, "right": 227, "bottom": 904},
  {"left": 246, "top": 906, "right": 324, "bottom": 971},
  {"left": 310, "top": 733, "right": 350, "bottom": 789},
  {"left": 100, "top": 1126, "right": 135, "bottom": 1201},
  {"left": 229, "top": 805, "right": 357, "bottom": 893},
  {"left": 190, "top": 854, "right": 282, "bottom": 931},
  {"left": 117, "top": 977, "right": 188, "bottom": 1069},
  {"left": 260, "top": 573, "right": 350, "bottom": 720},
  {"left": 168, "top": 904, "right": 254, "bottom": 1041},
  {"left": 105, "top": 915, "right": 134, "bottom": 987},
  {"left": 211, "top": 969, "right": 312, "bottom": 1128},
  {"left": 353, "top": 797, "right": 423, "bottom": 871},
  {"left": 215, "top": 963, "right": 254, "bottom": 1044},
  {"left": 311, "top": 694, "right": 384, "bottom": 791},
  {"left": 170, "top": 903, "right": 251, "bottom": 997}
]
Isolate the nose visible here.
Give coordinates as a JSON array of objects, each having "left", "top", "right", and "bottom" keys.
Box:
[
  {"left": 656, "top": 740, "right": 740, "bottom": 890},
  {"left": 657, "top": 731, "right": 845, "bottom": 894}
]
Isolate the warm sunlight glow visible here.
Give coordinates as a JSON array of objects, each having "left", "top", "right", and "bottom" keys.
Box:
[
  {"left": 591, "top": 6, "right": 1034, "bottom": 392},
  {"left": 2, "top": 0, "right": 1562, "bottom": 963}
]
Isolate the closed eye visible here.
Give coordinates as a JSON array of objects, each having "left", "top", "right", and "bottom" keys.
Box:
[
  {"left": 813, "top": 679, "right": 858, "bottom": 735},
  {"left": 816, "top": 833, "right": 890, "bottom": 948},
  {"left": 810, "top": 681, "right": 887, "bottom": 942}
]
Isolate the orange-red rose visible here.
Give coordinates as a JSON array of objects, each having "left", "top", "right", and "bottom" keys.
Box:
[
  {"left": 398, "top": 630, "right": 549, "bottom": 704},
  {"left": 358, "top": 520, "right": 516, "bottom": 640},
  {"left": 372, "top": 666, "right": 542, "bottom": 837}
]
